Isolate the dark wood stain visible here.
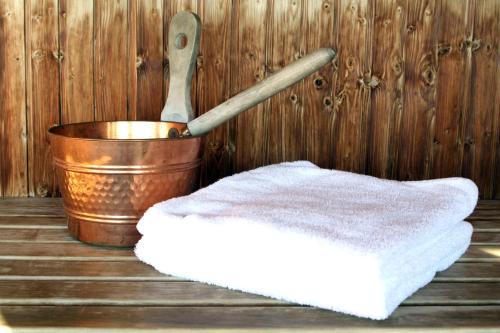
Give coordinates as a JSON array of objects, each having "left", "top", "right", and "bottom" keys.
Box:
[{"left": 1, "top": 0, "right": 500, "bottom": 198}]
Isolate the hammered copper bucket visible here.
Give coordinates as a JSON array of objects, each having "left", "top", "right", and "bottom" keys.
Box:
[
  {"left": 49, "top": 121, "right": 202, "bottom": 246},
  {"left": 48, "top": 11, "right": 334, "bottom": 247}
]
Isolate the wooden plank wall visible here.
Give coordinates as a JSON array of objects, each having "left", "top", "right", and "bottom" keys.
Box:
[{"left": 0, "top": 0, "right": 499, "bottom": 198}]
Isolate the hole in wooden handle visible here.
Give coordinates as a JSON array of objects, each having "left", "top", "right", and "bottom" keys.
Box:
[{"left": 175, "top": 33, "right": 188, "bottom": 49}]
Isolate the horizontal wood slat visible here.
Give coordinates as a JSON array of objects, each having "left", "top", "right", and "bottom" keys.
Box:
[
  {"left": 0, "top": 281, "right": 499, "bottom": 306},
  {"left": 0, "top": 305, "right": 500, "bottom": 332},
  {"left": 0, "top": 243, "right": 132, "bottom": 259},
  {"left": 1, "top": 228, "right": 498, "bottom": 244},
  {"left": 0, "top": 216, "right": 66, "bottom": 227},
  {"left": 0, "top": 198, "right": 64, "bottom": 216}
]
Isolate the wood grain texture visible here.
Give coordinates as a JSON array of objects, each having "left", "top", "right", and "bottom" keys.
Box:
[
  {"left": 332, "top": 0, "right": 373, "bottom": 173},
  {"left": 366, "top": 0, "right": 406, "bottom": 178},
  {"left": 232, "top": 0, "right": 269, "bottom": 172},
  {"left": 302, "top": 0, "right": 336, "bottom": 168},
  {"left": 0, "top": 198, "right": 64, "bottom": 216},
  {"left": 0, "top": 259, "right": 174, "bottom": 280},
  {"left": 26, "top": 0, "right": 60, "bottom": 197},
  {"left": 59, "top": 0, "right": 94, "bottom": 124},
  {"left": 197, "top": 0, "right": 232, "bottom": 185},
  {"left": 0, "top": 0, "right": 28, "bottom": 196},
  {"left": 431, "top": 0, "right": 473, "bottom": 179},
  {"left": 94, "top": 0, "right": 128, "bottom": 121},
  {"left": 462, "top": 0, "right": 500, "bottom": 198},
  {"left": 0, "top": 228, "right": 75, "bottom": 242},
  {"left": 397, "top": 0, "right": 438, "bottom": 180},
  {"left": 0, "top": 242, "right": 133, "bottom": 258},
  {"left": 267, "top": 0, "right": 305, "bottom": 164},
  {"left": 133, "top": 0, "right": 163, "bottom": 120},
  {"left": 0, "top": 280, "right": 499, "bottom": 306},
  {"left": 0, "top": 216, "right": 66, "bottom": 226},
  {"left": 0, "top": 305, "right": 500, "bottom": 332}
]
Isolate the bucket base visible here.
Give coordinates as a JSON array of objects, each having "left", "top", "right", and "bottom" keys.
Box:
[{"left": 67, "top": 217, "right": 141, "bottom": 247}]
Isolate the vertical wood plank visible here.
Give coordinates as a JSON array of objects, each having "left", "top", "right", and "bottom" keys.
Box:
[
  {"left": 197, "top": 0, "right": 232, "bottom": 185},
  {"left": 431, "top": 0, "right": 473, "bottom": 179},
  {"left": 59, "top": 0, "right": 94, "bottom": 124},
  {"left": 134, "top": 0, "right": 163, "bottom": 120},
  {"left": 163, "top": 0, "right": 197, "bottom": 117},
  {"left": 94, "top": 0, "right": 128, "bottom": 121},
  {"left": 366, "top": 0, "right": 406, "bottom": 178},
  {"left": 26, "top": 0, "right": 60, "bottom": 197},
  {"left": 232, "top": 0, "right": 269, "bottom": 172},
  {"left": 463, "top": 0, "right": 500, "bottom": 198},
  {"left": 0, "top": 0, "right": 28, "bottom": 196},
  {"left": 302, "top": 0, "right": 336, "bottom": 168},
  {"left": 332, "top": 0, "right": 373, "bottom": 173},
  {"left": 496, "top": 36, "right": 500, "bottom": 200},
  {"left": 397, "top": 0, "right": 438, "bottom": 180},
  {"left": 267, "top": 0, "right": 305, "bottom": 164},
  {"left": 127, "top": 0, "right": 137, "bottom": 120}
]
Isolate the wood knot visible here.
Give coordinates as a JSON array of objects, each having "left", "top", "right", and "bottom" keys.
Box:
[
  {"left": 438, "top": 44, "right": 451, "bottom": 56},
  {"left": 471, "top": 39, "right": 481, "bottom": 52},
  {"left": 358, "top": 75, "right": 380, "bottom": 89},
  {"left": 323, "top": 96, "right": 333, "bottom": 108},
  {"left": 485, "top": 43, "right": 493, "bottom": 54},
  {"left": 52, "top": 50, "right": 64, "bottom": 63},
  {"left": 289, "top": 93, "right": 298, "bottom": 104},
  {"left": 346, "top": 56, "right": 356, "bottom": 70},
  {"left": 254, "top": 65, "right": 265, "bottom": 81},
  {"left": 136, "top": 55, "right": 145, "bottom": 69},
  {"left": 322, "top": 1, "right": 330, "bottom": 10},
  {"left": 407, "top": 24, "right": 416, "bottom": 33},
  {"left": 246, "top": 52, "right": 256, "bottom": 60},
  {"left": 461, "top": 38, "right": 481, "bottom": 52},
  {"left": 313, "top": 76, "right": 326, "bottom": 89},
  {"left": 391, "top": 56, "right": 402, "bottom": 75},
  {"left": 37, "top": 183, "right": 49, "bottom": 197},
  {"left": 32, "top": 49, "right": 45, "bottom": 61},
  {"left": 421, "top": 66, "right": 436, "bottom": 86}
]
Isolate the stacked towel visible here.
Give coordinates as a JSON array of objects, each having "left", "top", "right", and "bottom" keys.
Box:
[{"left": 135, "top": 161, "right": 478, "bottom": 320}]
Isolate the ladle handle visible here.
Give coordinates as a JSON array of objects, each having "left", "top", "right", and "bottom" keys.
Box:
[
  {"left": 186, "top": 48, "right": 336, "bottom": 136},
  {"left": 161, "top": 11, "right": 201, "bottom": 123}
]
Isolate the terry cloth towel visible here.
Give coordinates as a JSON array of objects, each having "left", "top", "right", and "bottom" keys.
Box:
[{"left": 135, "top": 161, "right": 478, "bottom": 320}]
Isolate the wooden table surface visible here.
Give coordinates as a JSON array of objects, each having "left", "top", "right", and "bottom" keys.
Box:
[{"left": 0, "top": 198, "right": 499, "bottom": 332}]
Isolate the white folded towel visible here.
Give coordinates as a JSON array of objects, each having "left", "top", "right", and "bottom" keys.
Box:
[{"left": 135, "top": 161, "right": 478, "bottom": 320}]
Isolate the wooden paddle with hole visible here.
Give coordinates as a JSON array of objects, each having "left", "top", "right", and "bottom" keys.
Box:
[{"left": 161, "top": 11, "right": 201, "bottom": 123}]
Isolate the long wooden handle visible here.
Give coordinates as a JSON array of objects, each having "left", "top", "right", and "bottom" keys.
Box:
[
  {"left": 186, "top": 48, "right": 336, "bottom": 136},
  {"left": 161, "top": 11, "right": 201, "bottom": 123}
]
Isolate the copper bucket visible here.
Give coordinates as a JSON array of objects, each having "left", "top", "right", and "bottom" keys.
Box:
[
  {"left": 48, "top": 11, "right": 334, "bottom": 247},
  {"left": 49, "top": 121, "right": 202, "bottom": 246}
]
